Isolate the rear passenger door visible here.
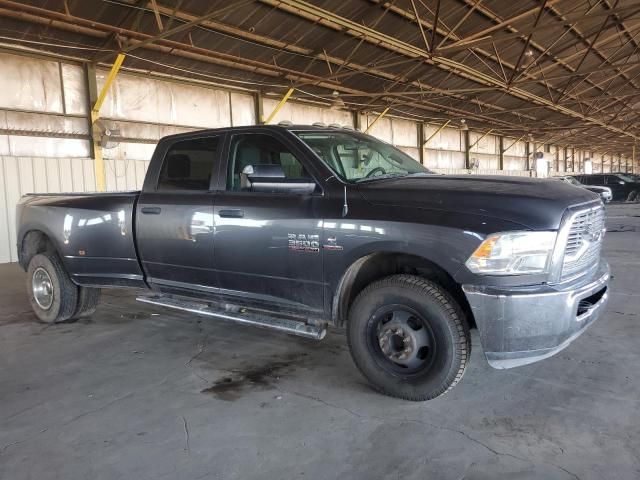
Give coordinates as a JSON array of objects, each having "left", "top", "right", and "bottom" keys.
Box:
[
  {"left": 582, "top": 175, "right": 603, "bottom": 186},
  {"left": 212, "top": 130, "right": 325, "bottom": 313},
  {"left": 137, "top": 134, "right": 223, "bottom": 295}
]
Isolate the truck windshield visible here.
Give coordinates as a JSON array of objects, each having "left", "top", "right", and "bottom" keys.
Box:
[
  {"left": 565, "top": 177, "right": 582, "bottom": 186},
  {"left": 295, "top": 130, "right": 433, "bottom": 183},
  {"left": 616, "top": 174, "right": 635, "bottom": 182}
]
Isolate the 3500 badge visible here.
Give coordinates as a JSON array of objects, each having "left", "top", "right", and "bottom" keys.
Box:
[{"left": 288, "top": 233, "right": 320, "bottom": 253}]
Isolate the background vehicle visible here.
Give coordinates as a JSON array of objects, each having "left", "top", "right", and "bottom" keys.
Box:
[
  {"left": 553, "top": 176, "right": 612, "bottom": 203},
  {"left": 16, "top": 125, "right": 610, "bottom": 401},
  {"left": 574, "top": 173, "right": 640, "bottom": 201}
]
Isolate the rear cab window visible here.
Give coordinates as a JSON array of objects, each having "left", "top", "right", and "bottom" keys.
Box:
[{"left": 157, "top": 136, "right": 221, "bottom": 191}]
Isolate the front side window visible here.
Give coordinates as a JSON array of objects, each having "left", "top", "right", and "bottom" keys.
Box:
[
  {"left": 227, "top": 133, "right": 312, "bottom": 191},
  {"left": 295, "top": 130, "right": 432, "bottom": 183},
  {"left": 157, "top": 136, "right": 220, "bottom": 191}
]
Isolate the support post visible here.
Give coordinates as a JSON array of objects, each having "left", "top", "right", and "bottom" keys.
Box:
[
  {"left": 255, "top": 90, "right": 264, "bottom": 125},
  {"left": 84, "top": 63, "right": 97, "bottom": 162},
  {"left": 633, "top": 145, "right": 636, "bottom": 173},
  {"left": 418, "top": 122, "right": 425, "bottom": 165},
  {"left": 89, "top": 53, "right": 125, "bottom": 191},
  {"left": 525, "top": 141, "right": 530, "bottom": 171},
  {"left": 263, "top": 87, "right": 294, "bottom": 124},
  {"left": 498, "top": 136, "right": 504, "bottom": 170},
  {"left": 354, "top": 111, "right": 362, "bottom": 131},
  {"left": 464, "top": 129, "right": 471, "bottom": 170},
  {"left": 364, "top": 107, "right": 390, "bottom": 134}
]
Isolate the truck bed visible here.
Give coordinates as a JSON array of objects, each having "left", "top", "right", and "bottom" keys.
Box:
[{"left": 17, "top": 191, "right": 146, "bottom": 288}]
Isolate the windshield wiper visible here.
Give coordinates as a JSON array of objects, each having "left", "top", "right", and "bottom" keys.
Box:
[
  {"left": 354, "top": 172, "right": 409, "bottom": 183},
  {"left": 406, "top": 172, "right": 437, "bottom": 177}
]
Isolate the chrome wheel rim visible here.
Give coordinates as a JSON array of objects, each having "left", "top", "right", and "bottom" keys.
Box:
[{"left": 32, "top": 267, "right": 54, "bottom": 310}]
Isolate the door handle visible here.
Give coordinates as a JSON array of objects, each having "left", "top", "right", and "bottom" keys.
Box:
[
  {"left": 219, "top": 209, "right": 244, "bottom": 218},
  {"left": 141, "top": 207, "right": 161, "bottom": 214}
]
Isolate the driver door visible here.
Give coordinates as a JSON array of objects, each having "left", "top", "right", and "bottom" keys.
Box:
[{"left": 212, "top": 131, "right": 325, "bottom": 314}]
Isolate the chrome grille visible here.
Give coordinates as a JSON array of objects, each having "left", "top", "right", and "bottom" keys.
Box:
[{"left": 561, "top": 205, "right": 605, "bottom": 281}]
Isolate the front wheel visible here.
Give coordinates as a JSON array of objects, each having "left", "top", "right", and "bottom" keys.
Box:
[
  {"left": 627, "top": 190, "right": 638, "bottom": 202},
  {"left": 347, "top": 275, "right": 470, "bottom": 401}
]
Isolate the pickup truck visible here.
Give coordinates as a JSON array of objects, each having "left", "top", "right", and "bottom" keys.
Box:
[
  {"left": 553, "top": 176, "right": 612, "bottom": 203},
  {"left": 16, "top": 125, "right": 610, "bottom": 401},
  {"left": 573, "top": 173, "right": 640, "bottom": 202}
]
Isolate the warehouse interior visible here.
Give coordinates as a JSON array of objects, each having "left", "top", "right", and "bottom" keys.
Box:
[
  {"left": 2, "top": 0, "right": 640, "bottom": 260},
  {"left": 1, "top": 1, "right": 639, "bottom": 479}
]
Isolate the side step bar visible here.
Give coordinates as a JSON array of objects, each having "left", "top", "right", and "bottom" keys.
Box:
[{"left": 136, "top": 295, "right": 326, "bottom": 340}]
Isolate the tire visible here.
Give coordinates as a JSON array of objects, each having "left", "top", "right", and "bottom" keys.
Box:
[
  {"left": 627, "top": 190, "right": 638, "bottom": 202},
  {"left": 347, "top": 274, "right": 470, "bottom": 401},
  {"left": 71, "top": 286, "right": 101, "bottom": 319},
  {"left": 26, "top": 253, "right": 78, "bottom": 324}
]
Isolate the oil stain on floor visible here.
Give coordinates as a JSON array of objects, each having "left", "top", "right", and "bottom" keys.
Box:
[{"left": 202, "top": 352, "right": 309, "bottom": 401}]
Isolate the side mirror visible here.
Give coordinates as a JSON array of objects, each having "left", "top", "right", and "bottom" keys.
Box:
[{"left": 241, "top": 165, "right": 316, "bottom": 194}]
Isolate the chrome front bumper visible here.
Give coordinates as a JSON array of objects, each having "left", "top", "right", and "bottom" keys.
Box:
[{"left": 463, "top": 259, "right": 610, "bottom": 369}]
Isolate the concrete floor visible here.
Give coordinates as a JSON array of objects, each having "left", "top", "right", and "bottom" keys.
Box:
[{"left": 1, "top": 204, "right": 639, "bottom": 480}]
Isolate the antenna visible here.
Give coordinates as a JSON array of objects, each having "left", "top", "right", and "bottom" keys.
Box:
[{"left": 342, "top": 185, "right": 349, "bottom": 217}]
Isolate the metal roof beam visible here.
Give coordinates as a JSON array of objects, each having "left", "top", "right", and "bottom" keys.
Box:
[
  {"left": 94, "top": 1, "right": 253, "bottom": 63},
  {"left": 438, "top": 3, "right": 640, "bottom": 53},
  {"left": 262, "top": 0, "right": 640, "bottom": 142},
  {"left": 439, "top": 0, "right": 563, "bottom": 51},
  {"left": 370, "top": 0, "right": 635, "bottom": 135},
  {"left": 453, "top": 0, "right": 639, "bottom": 124},
  {"left": 1, "top": 2, "right": 529, "bottom": 129}
]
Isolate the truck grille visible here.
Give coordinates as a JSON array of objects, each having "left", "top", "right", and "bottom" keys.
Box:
[{"left": 561, "top": 205, "right": 605, "bottom": 281}]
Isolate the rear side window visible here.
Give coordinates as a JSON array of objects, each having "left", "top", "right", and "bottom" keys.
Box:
[
  {"left": 583, "top": 175, "right": 602, "bottom": 184},
  {"left": 157, "top": 136, "right": 220, "bottom": 191}
]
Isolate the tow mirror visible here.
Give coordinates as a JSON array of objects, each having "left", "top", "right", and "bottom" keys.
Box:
[{"left": 241, "top": 164, "right": 316, "bottom": 194}]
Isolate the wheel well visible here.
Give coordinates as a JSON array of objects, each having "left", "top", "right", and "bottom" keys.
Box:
[
  {"left": 19, "top": 230, "right": 55, "bottom": 270},
  {"left": 333, "top": 252, "right": 475, "bottom": 329}
]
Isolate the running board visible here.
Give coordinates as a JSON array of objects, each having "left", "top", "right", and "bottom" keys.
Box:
[{"left": 136, "top": 295, "right": 326, "bottom": 340}]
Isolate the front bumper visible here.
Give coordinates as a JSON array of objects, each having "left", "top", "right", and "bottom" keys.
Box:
[{"left": 462, "top": 259, "right": 610, "bottom": 369}]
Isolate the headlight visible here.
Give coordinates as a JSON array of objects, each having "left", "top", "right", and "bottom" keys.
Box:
[{"left": 465, "top": 231, "right": 557, "bottom": 275}]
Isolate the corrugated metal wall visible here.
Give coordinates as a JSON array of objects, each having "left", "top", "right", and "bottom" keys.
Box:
[{"left": 0, "top": 156, "right": 97, "bottom": 263}]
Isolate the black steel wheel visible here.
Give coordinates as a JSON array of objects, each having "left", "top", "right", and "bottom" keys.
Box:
[
  {"left": 347, "top": 275, "right": 470, "bottom": 401},
  {"left": 369, "top": 305, "right": 436, "bottom": 375}
]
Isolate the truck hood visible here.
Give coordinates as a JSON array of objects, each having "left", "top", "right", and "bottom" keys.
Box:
[
  {"left": 357, "top": 175, "right": 599, "bottom": 230},
  {"left": 583, "top": 185, "right": 611, "bottom": 193}
]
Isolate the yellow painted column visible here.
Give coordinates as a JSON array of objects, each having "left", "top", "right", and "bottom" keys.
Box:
[
  {"left": 263, "top": 88, "right": 294, "bottom": 124},
  {"left": 91, "top": 53, "right": 125, "bottom": 191}
]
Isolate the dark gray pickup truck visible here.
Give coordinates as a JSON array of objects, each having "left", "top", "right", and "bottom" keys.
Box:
[{"left": 16, "top": 125, "right": 610, "bottom": 400}]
